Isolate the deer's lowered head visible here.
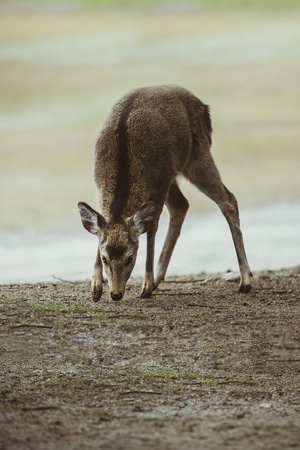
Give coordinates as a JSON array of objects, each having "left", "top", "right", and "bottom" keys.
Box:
[{"left": 78, "top": 201, "right": 155, "bottom": 301}]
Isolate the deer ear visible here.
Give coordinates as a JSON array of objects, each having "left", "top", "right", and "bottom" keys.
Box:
[
  {"left": 78, "top": 202, "right": 106, "bottom": 235},
  {"left": 131, "top": 202, "right": 155, "bottom": 235}
]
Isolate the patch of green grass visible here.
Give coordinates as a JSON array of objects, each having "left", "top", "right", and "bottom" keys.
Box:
[
  {"left": 21, "top": 301, "right": 113, "bottom": 320},
  {"left": 24, "top": 367, "right": 222, "bottom": 406},
  {"left": 141, "top": 367, "right": 222, "bottom": 385}
]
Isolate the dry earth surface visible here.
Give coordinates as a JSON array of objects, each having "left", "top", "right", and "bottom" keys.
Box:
[{"left": 0, "top": 267, "right": 299, "bottom": 449}]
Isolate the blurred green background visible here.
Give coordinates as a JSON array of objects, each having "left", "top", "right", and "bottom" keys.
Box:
[{"left": 1, "top": 0, "right": 299, "bottom": 231}]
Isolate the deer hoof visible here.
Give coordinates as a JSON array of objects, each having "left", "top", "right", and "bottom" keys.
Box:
[
  {"left": 92, "top": 287, "right": 102, "bottom": 302},
  {"left": 140, "top": 289, "right": 153, "bottom": 299},
  {"left": 238, "top": 284, "right": 251, "bottom": 294}
]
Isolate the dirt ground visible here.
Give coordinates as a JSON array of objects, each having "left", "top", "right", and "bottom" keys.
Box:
[{"left": 0, "top": 267, "right": 299, "bottom": 450}]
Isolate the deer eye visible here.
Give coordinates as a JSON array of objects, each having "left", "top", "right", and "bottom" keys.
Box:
[
  {"left": 102, "top": 256, "right": 108, "bottom": 265},
  {"left": 126, "top": 256, "right": 133, "bottom": 266}
]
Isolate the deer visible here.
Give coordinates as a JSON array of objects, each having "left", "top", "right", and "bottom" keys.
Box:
[{"left": 78, "top": 85, "right": 252, "bottom": 301}]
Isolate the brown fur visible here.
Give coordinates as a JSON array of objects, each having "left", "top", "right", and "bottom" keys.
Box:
[{"left": 78, "top": 85, "right": 252, "bottom": 301}]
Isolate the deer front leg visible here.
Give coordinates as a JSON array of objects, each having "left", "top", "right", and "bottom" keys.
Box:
[
  {"left": 155, "top": 182, "right": 189, "bottom": 288},
  {"left": 91, "top": 247, "right": 103, "bottom": 302},
  {"left": 141, "top": 222, "right": 158, "bottom": 298}
]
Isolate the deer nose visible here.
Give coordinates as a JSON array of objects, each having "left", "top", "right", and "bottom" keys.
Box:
[{"left": 111, "top": 292, "right": 123, "bottom": 301}]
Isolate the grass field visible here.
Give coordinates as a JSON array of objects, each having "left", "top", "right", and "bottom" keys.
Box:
[{"left": 1, "top": 0, "right": 299, "bottom": 230}]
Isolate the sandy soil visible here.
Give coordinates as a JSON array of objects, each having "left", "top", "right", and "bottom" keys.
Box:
[{"left": 0, "top": 267, "right": 299, "bottom": 450}]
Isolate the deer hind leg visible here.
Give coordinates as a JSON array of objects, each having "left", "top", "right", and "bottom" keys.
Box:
[
  {"left": 155, "top": 181, "right": 189, "bottom": 289},
  {"left": 91, "top": 247, "right": 104, "bottom": 302},
  {"left": 218, "top": 186, "right": 252, "bottom": 292},
  {"left": 183, "top": 148, "right": 252, "bottom": 293}
]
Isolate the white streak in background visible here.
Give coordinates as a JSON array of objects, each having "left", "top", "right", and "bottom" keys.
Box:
[
  {"left": 0, "top": 24, "right": 299, "bottom": 67},
  {"left": 1, "top": 203, "right": 299, "bottom": 284}
]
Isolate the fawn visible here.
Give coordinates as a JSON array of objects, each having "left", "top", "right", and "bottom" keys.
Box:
[{"left": 78, "top": 85, "right": 252, "bottom": 301}]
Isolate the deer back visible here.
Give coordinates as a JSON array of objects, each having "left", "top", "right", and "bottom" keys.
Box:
[{"left": 94, "top": 85, "right": 211, "bottom": 220}]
